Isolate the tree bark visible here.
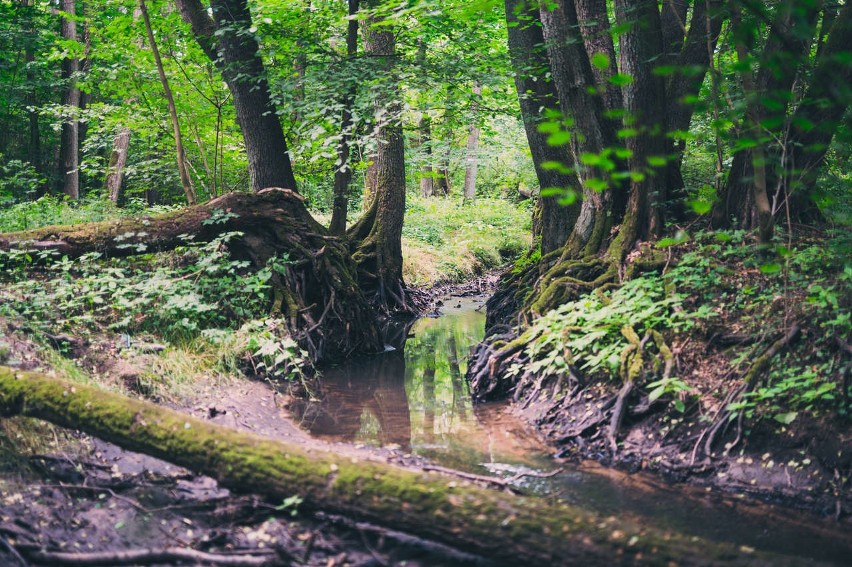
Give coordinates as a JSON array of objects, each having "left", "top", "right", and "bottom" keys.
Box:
[
  {"left": 0, "top": 367, "right": 786, "bottom": 566},
  {"left": 715, "top": 0, "right": 823, "bottom": 234},
  {"left": 0, "top": 189, "right": 381, "bottom": 362},
  {"left": 540, "top": 0, "right": 618, "bottom": 258},
  {"left": 104, "top": 127, "right": 131, "bottom": 204},
  {"left": 59, "top": 0, "right": 80, "bottom": 200},
  {"left": 575, "top": 0, "right": 622, "bottom": 112},
  {"left": 786, "top": 1, "right": 852, "bottom": 220},
  {"left": 175, "top": 0, "right": 298, "bottom": 192},
  {"left": 328, "top": 0, "right": 360, "bottom": 235},
  {"left": 418, "top": 112, "right": 434, "bottom": 197},
  {"left": 140, "top": 0, "right": 196, "bottom": 205},
  {"left": 613, "top": 0, "right": 668, "bottom": 243},
  {"left": 505, "top": 0, "right": 580, "bottom": 254},
  {"left": 462, "top": 82, "right": 482, "bottom": 204},
  {"left": 347, "top": 3, "right": 412, "bottom": 314}
]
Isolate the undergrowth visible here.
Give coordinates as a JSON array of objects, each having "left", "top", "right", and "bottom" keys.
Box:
[
  {"left": 399, "top": 196, "right": 531, "bottom": 285},
  {"left": 512, "top": 229, "right": 851, "bottom": 426}
]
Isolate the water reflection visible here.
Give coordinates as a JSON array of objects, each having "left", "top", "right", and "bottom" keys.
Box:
[{"left": 290, "top": 296, "right": 544, "bottom": 467}]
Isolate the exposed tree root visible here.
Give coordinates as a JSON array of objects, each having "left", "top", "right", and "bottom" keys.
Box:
[
  {"left": 696, "top": 324, "right": 801, "bottom": 459},
  {"left": 0, "top": 189, "right": 382, "bottom": 363}
]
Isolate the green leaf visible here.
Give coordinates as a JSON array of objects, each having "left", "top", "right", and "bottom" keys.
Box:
[
  {"left": 689, "top": 200, "right": 713, "bottom": 215},
  {"left": 584, "top": 178, "right": 608, "bottom": 192},
  {"left": 547, "top": 131, "right": 571, "bottom": 146},
  {"left": 773, "top": 412, "right": 798, "bottom": 425},
  {"left": 609, "top": 73, "right": 634, "bottom": 86},
  {"left": 590, "top": 52, "right": 611, "bottom": 70},
  {"left": 759, "top": 262, "right": 782, "bottom": 274}
]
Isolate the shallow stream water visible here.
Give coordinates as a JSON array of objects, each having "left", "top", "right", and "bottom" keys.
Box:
[{"left": 290, "top": 295, "right": 851, "bottom": 565}]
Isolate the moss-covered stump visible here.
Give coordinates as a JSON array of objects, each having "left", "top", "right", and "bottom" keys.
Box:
[
  {"left": 0, "top": 189, "right": 381, "bottom": 362},
  {"left": 0, "top": 367, "right": 791, "bottom": 566}
]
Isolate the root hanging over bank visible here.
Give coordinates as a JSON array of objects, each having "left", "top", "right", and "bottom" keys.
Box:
[{"left": 0, "top": 189, "right": 381, "bottom": 363}]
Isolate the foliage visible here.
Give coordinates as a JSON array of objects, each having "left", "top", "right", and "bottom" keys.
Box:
[
  {"left": 509, "top": 276, "right": 702, "bottom": 384},
  {"left": 0, "top": 232, "right": 272, "bottom": 342}
]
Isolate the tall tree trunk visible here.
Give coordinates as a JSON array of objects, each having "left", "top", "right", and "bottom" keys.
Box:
[
  {"left": 25, "top": 48, "right": 41, "bottom": 180},
  {"left": 329, "top": 0, "right": 360, "bottom": 235},
  {"left": 663, "top": 0, "right": 725, "bottom": 221},
  {"left": 715, "top": 0, "right": 822, "bottom": 235},
  {"left": 419, "top": 112, "right": 435, "bottom": 197},
  {"left": 176, "top": 0, "right": 298, "bottom": 192},
  {"left": 104, "top": 128, "right": 131, "bottom": 204},
  {"left": 612, "top": 0, "right": 668, "bottom": 245},
  {"left": 347, "top": 2, "right": 412, "bottom": 314},
  {"left": 730, "top": 3, "right": 772, "bottom": 243},
  {"left": 462, "top": 82, "right": 482, "bottom": 204},
  {"left": 59, "top": 0, "right": 80, "bottom": 200},
  {"left": 540, "top": 0, "right": 617, "bottom": 258},
  {"left": 505, "top": 0, "right": 580, "bottom": 254},
  {"left": 416, "top": 40, "right": 435, "bottom": 199},
  {"left": 786, "top": 1, "right": 851, "bottom": 221},
  {"left": 140, "top": 0, "right": 196, "bottom": 205},
  {"left": 575, "top": 0, "right": 622, "bottom": 112}
]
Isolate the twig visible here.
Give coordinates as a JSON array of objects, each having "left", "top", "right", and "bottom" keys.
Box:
[
  {"left": 505, "top": 467, "right": 564, "bottom": 484},
  {"left": 25, "top": 547, "right": 278, "bottom": 566},
  {"left": 0, "top": 534, "right": 27, "bottom": 566},
  {"left": 421, "top": 464, "right": 515, "bottom": 491}
]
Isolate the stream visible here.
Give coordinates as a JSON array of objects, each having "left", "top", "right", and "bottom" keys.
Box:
[{"left": 289, "top": 295, "right": 851, "bottom": 565}]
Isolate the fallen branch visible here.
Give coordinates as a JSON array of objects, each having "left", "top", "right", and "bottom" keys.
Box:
[
  {"left": 25, "top": 547, "right": 279, "bottom": 566},
  {"left": 0, "top": 367, "right": 791, "bottom": 565}
]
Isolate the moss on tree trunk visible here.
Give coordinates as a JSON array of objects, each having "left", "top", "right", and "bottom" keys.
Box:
[{"left": 0, "top": 367, "right": 789, "bottom": 565}]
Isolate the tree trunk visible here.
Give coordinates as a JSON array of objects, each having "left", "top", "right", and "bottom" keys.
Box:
[
  {"left": 612, "top": 0, "right": 668, "bottom": 244},
  {"left": 505, "top": 0, "right": 580, "bottom": 254},
  {"left": 715, "top": 0, "right": 822, "bottom": 234},
  {"left": 418, "top": 112, "right": 434, "bottom": 197},
  {"left": 176, "top": 0, "right": 298, "bottom": 192},
  {"left": 575, "top": 0, "right": 623, "bottom": 112},
  {"left": 59, "top": 0, "right": 80, "bottom": 200},
  {"left": 347, "top": 3, "right": 413, "bottom": 314},
  {"left": 104, "top": 127, "right": 131, "bottom": 204},
  {"left": 328, "top": 0, "right": 360, "bottom": 235},
  {"left": 540, "top": 0, "right": 618, "bottom": 259},
  {"left": 139, "top": 0, "right": 195, "bottom": 205},
  {"left": 0, "top": 189, "right": 381, "bottom": 362},
  {"left": 0, "top": 367, "right": 785, "bottom": 566},
  {"left": 462, "top": 82, "right": 482, "bottom": 204},
  {"left": 786, "top": 1, "right": 852, "bottom": 221}
]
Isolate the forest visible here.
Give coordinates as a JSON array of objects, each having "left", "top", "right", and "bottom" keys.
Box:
[{"left": 0, "top": 0, "right": 850, "bottom": 565}]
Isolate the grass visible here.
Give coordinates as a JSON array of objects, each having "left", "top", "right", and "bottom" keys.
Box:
[{"left": 401, "top": 196, "right": 531, "bottom": 285}]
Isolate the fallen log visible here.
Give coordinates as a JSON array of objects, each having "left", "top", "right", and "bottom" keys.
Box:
[
  {"left": 0, "top": 189, "right": 381, "bottom": 362},
  {"left": 0, "top": 367, "right": 797, "bottom": 566}
]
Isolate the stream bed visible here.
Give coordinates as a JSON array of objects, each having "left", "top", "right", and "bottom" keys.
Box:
[{"left": 289, "top": 295, "right": 851, "bottom": 565}]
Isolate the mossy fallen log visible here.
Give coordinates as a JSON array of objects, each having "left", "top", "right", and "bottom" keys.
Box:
[
  {"left": 0, "top": 367, "right": 795, "bottom": 566},
  {"left": 0, "top": 189, "right": 381, "bottom": 362}
]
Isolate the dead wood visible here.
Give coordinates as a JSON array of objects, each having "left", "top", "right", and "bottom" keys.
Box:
[{"left": 0, "top": 366, "right": 790, "bottom": 566}]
